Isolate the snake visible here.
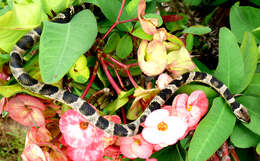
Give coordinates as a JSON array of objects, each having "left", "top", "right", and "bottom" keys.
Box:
[{"left": 9, "top": 3, "right": 250, "bottom": 137}]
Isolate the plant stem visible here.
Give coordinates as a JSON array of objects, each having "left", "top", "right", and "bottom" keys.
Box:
[
  {"left": 99, "top": 57, "right": 121, "bottom": 95},
  {"left": 101, "top": 0, "right": 126, "bottom": 41},
  {"left": 222, "top": 141, "right": 231, "bottom": 161},
  {"left": 81, "top": 61, "right": 99, "bottom": 99},
  {"left": 229, "top": 145, "right": 240, "bottom": 161}
]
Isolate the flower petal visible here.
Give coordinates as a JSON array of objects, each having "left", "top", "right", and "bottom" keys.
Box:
[{"left": 144, "top": 109, "right": 169, "bottom": 127}]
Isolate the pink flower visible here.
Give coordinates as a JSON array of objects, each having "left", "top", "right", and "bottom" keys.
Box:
[
  {"left": 120, "top": 135, "right": 153, "bottom": 159},
  {"left": 156, "top": 73, "right": 173, "bottom": 90},
  {"left": 172, "top": 90, "right": 208, "bottom": 130},
  {"left": 21, "top": 144, "right": 47, "bottom": 161},
  {"left": 66, "top": 142, "right": 104, "bottom": 161},
  {"left": 142, "top": 109, "right": 188, "bottom": 147},
  {"left": 146, "top": 159, "right": 157, "bottom": 161},
  {"left": 6, "top": 94, "right": 46, "bottom": 127},
  {"left": 59, "top": 110, "right": 104, "bottom": 148}
]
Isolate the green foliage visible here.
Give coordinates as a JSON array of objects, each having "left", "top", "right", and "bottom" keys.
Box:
[
  {"left": 39, "top": 10, "right": 97, "bottom": 83},
  {"left": 116, "top": 34, "right": 133, "bottom": 59},
  {"left": 230, "top": 123, "right": 260, "bottom": 148},
  {"left": 184, "top": 0, "right": 202, "bottom": 6},
  {"left": 230, "top": 3, "right": 260, "bottom": 44},
  {"left": 244, "top": 73, "right": 260, "bottom": 97},
  {"left": 0, "top": 53, "right": 9, "bottom": 67},
  {"left": 188, "top": 97, "right": 236, "bottom": 161},
  {"left": 183, "top": 26, "right": 212, "bottom": 35},
  {"left": 97, "top": 0, "right": 132, "bottom": 32},
  {"left": 238, "top": 32, "right": 258, "bottom": 92},
  {"left": 214, "top": 27, "right": 244, "bottom": 93},
  {"left": 104, "top": 32, "right": 121, "bottom": 53},
  {"left": 237, "top": 96, "right": 260, "bottom": 135},
  {"left": 0, "top": 0, "right": 47, "bottom": 52},
  {"left": 131, "top": 27, "right": 153, "bottom": 40}
]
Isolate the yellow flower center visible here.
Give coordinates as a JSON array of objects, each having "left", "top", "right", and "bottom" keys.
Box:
[
  {"left": 157, "top": 121, "right": 168, "bottom": 131},
  {"left": 79, "top": 121, "right": 89, "bottom": 130},
  {"left": 135, "top": 139, "right": 142, "bottom": 145},
  {"left": 187, "top": 105, "right": 192, "bottom": 111}
]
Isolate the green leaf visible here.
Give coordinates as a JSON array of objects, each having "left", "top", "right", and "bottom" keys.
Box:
[
  {"left": 0, "top": 53, "right": 9, "bottom": 67},
  {"left": 256, "top": 142, "right": 260, "bottom": 155},
  {"left": 214, "top": 27, "right": 244, "bottom": 94},
  {"left": 116, "top": 34, "right": 133, "bottom": 59},
  {"left": 244, "top": 73, "right": 260, "bottom": 97},
  {"left": 0, "top": 0, "right": 47, "bottom": 52},
  {"left": 230, "top": 123, "right": 260, "bottom": 148},
  {"left": 230, "top": 4, "right": 260, "bottom": 43},
  {"left": 104, "top": 32, "right": 121, "bottom": 53},
  {"left": 97, "top": 0, "right": 132, "bottom": 32},
  {"left": 237, "top": 32, "right": 259, "bottom": 92},
  {"left": 192, "top": 58, "right": 212, "bottom": 74},
  {"left": 131, "top": 27, "right": 153, "bottom": 41},
  {"left": 183, "top": 26, "right": 212, "bottom": 35},
  {"left": 150, "top": 145, "right": 182, "bottom": 161},
  {"left": 188, "top": 97, "right": 236, "bottom": 161},
  {"left": 97, "top": 66, "right": 109, "bottom": 87},
  {"left": 41, "top": 0, "right": 74, "bottom": 16},
  {"left": 104, "top": 91, "right": 129, "bottom": 114},
  {"left": 177, "top": 84, "right": 218, "bottom": 99},
  {"left": 237, "top": 96, "right": 260, "bottom": 135},
  {"left": 252, "top": 27, "right": 260, "bottom": 43},
  {"left": 184, "top": 0, "right": 202, "bottom": 6},
  {"left": 39, "top": 10, "right": 97, "bottom": 83},
  {"left": 125, "top": 0, "right": 139, "bottom": 19},
  {"left": 0, "top": 84, "right": 43, "bottom": 98},
  {"left": 186, "top": 33, "right": 193, "bottom": 51}
]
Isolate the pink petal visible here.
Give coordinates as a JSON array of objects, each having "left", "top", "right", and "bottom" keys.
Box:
[
  {"left": 66, "top": 143, "right": 104, "bottom": 161},
  {"left": 21, "top": 144, "right": 47, "bottom": 161},
  {"left": 188, "top": 90, "right": 208, "bottom": 117},
  {"left": 156, "top": 73, "right": 173, "bottom": 90},
  {"left": 59, "top": 110, "right": 104, "bottom": 148}
]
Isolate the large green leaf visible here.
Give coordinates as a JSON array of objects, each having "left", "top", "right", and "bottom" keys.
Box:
[
  {"left": 244, "top": 73, "right": 260, "bottom": 97},
  {"left": 97, "top": 0, "right": 132, "bottom": 32},
  {"left": 39, "top": 10, "right": 97, "bottom": 83},
  {"left": 214, "top": 27, "right": 244, "bottom": 94},
  {"left": 237, "top": 32, "right": 259, "bottom": 92},
  {"left": 0, "top": 0, "right": 47, "bottom": 52},
  {"left": 230, "top": 4, "right": 260, "bottom": 43},
  {"left": 230, "top": 123, "right": 260, "bottom": 148},
  {"left": 188, "top": 97, "right": 236, "bottom": 161},
  {"left": 0, "top": 53, "right": 10, "bottom": 67},
  {"left": 237, "top": 96, "right": 260, "bottom": 135}
]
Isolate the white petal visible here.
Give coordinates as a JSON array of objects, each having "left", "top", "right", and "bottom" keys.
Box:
[{"left": 144, "top": 109, "right": 169, "bottom": 127}]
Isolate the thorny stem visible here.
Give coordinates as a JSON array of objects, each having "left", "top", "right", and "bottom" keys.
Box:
[
  {"left": 229, "top": 145, "right": 240, "bottom": 161},
  {"left": 126, "top": 69, "right": 138, "bottom": 88},
  {"left": 99, "top": 57, "right": 121, "bottom": 95},
  {"left": 81, "top": 61, "right": 99, "bottom": 99},
  {"left": 105, "top": 60, "right": 125, "bottom": 89},
  {"left": 222, "top": 141, "right": 231, "bottom": 161}
]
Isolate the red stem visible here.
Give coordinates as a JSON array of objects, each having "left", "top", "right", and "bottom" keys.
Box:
[
  {"left": 230, "top": 146, "right": 240, "bottom": 161},
  {"left": 119, "top": 17, "right": 138, "bottom": 24},
  {"left": 81, "top": 61, "right": 99, "bottom": 99},
  {"left": 101, "top": 0, "right": 126, "bottom": 41},
  {"left": 121, "top": 108, "right": 127, "bottom": 124},
  {"left": 105, "top": 60, "right": 125, "bottom": 89},
  {"left": 102, "top": 53, "right": 127, "bottom": 68},
  {"left": 222, "top": 141, "right": 231, "bottom": 161},
  {"left": 126, "top": 69, "right": 138, "bottom": 88},
  {"left": 99, "top": 57, "right": 121, "bottom": 95}
]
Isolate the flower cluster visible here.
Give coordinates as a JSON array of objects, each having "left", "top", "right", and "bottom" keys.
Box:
[
  {"left": 141, "top": 90, "right": 208, "bottom": 149},
  {"left": 137, "top": 0, "right": 195, "bottom": 77},
  {"left": 2, "top": 85, "right": 208, "bottom": 161}
]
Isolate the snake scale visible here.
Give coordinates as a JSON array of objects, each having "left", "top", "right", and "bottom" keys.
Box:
[{"left": 9, "top": 3, "right": 250, "bottom": 137}]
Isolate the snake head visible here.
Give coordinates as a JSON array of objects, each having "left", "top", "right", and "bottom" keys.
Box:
[{"left": 234, "top": 105, "right": 250, "bottom": 123}]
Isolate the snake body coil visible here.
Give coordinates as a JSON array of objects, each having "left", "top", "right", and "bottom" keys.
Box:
[{"left": 9, "top": 3, "right": 250, "bottom": 137}]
